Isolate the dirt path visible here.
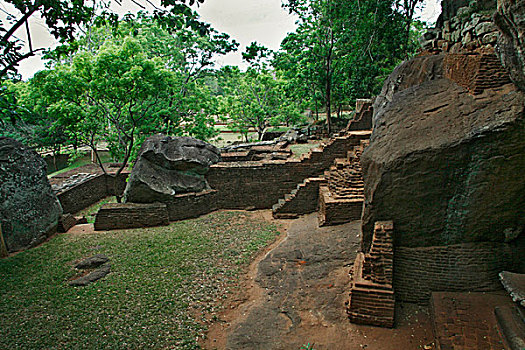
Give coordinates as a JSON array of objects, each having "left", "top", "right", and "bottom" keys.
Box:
[{"left": 204, "top": 214, "right": 435, "bottom": 350}]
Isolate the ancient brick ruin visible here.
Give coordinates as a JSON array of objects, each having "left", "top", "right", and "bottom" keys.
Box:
[
  {"left": 45, "top": 128, "right": 370, "bottom": 231},
  {"left": 347, "top": 221, "right": 395, "bottom": 328},
  {"left": 94, "top": 203, "right": 169, "bottom": 231},
  {"left": 318, "top": 140, "right": 367, "bottom": 226}
]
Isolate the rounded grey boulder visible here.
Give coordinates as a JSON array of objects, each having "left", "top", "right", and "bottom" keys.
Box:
[
  {"left": 0, "top": 137, "right": 63, "bottom": 253},
  {"left": 124, "top": 135, "right": 221, "bottom": 203}
]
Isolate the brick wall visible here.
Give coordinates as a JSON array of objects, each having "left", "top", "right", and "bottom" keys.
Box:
[
  {"left": 347, "top": 222, "right": 395, "bottom": 328},
  {"left": 164, "top": 190, "right": 218, "bottom": 221},
  {"left": 394, "top": 242, "right": 519, "bottom": 303},
  {"left": 318, "top": 186, "right": 363, "bottom": 226},
  {"left": 209, "top": 132, "right": 371, "bottom": 210},
  {"left": 57, "top": 173, "right": 129, "bottom": 214},
  {"left": 443, "top": 53, "right": 511, "bottom": 94},
  {"left": 94, "top": 203, "right": 169, "bottom": 231},
  {"left": 57, "top": 132, "right": 370, "bottom": 223}
]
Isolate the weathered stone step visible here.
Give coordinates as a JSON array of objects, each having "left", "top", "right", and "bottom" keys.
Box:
[{"left": 495, "top": 306, "right": 525, "bottom": 350}]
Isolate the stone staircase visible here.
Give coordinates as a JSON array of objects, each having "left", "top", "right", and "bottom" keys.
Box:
[
  {"left": 272, "top": 177, "right": 326, "bottom": 219},
  {"left": 272, "top": 139, "right": 369, "bottom": 224},
  {"left": 318, "top": 140, "right": 368, "bottom": 226}
]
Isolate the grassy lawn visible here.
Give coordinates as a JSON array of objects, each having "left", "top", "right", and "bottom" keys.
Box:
[
  {"left": 289, "top": 142, "right": 321, "bottom": 158},
  {"left": 0, "top": 211, "right": 280, "bottom": 349},
  {"left": 48, "top": 152, "right": 113, "bottom": 178},
  {"left": 77, "top": 197, "right": 118, "bottom": 223}
]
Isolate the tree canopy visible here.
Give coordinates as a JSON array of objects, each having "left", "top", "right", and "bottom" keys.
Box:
[
  {"left": 275, "top": 0, "right": 423, "bottom": 133},
  {"left": 1, "top": 0, "right": 426, "bottom": 173}
]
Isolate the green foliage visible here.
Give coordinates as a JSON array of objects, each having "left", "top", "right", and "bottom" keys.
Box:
[
  {"left": 219, "top": 67, "right": 305, "bottom": 141},
  {"left": 9, "top": 16, "right": 236, "bottom": 175},
  {"left": 217, "top": 44, "right": 305, "bottom": 141},
  {"left": 0, "top": 0, "right": 211, "bottom": 79},
  {"left": 0, "top": 211, "right": 280, "bottom": 349},
  {"left": 276, "top": 0, "right": 422, "bottom": 133},
  {"left": 29, "top": 36, "right": 172, "bottom": 174}
]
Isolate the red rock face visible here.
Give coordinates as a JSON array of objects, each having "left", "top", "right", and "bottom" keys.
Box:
[
  {"left": 494, "top": 0, "right": 525, "bottom": 91},
  {"left": 361, "top": 54, "right": 525, "bottom": 250}
]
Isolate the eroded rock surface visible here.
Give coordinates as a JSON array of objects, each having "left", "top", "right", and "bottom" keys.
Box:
[
  {"left": 0, "top": 137, "right": 63, "bottom": 253},
  {"left": 494, "top": 0, "right": 525, "bottom": 91},
  {"left": 124, "top": 135, "right": 220, "bottom": 203},
  {"left": 361, "top": 55, "right": 525, "bottom": 249}
]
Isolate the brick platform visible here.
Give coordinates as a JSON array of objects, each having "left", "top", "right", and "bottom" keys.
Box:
[
  {"left": 431, "top": 292, "right": 512, "bottom": 350},
  {"left": 94, "top": 203, "right": 169, "bottom": 231}
]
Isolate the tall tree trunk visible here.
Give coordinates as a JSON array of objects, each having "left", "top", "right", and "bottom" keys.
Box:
[
  {"left": 0, "top": 223, "right": 8, "bottom": 258},
  {"left": 325, "top": 60, "right": 332, "bottom": 135}
]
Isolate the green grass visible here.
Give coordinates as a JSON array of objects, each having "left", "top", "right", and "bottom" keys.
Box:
[
  {"left": 0, "top": 211, "right": 280, "bottom": 349},
  {"left": 77, "top": 197, "right": 118, "bottom": 223},
  {"left": 289, "top": 143, "right": 320, "bottom": 158},
  {"left": 48, "top": 152, "right": 113, "bottom": 178}
]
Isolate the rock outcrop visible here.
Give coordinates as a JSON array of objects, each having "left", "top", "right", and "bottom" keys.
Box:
[
  {"left": 124, "top": 135, "right": 221, "bottom": 203},
  {"left": 0, "top": 137, "right": 63, "bottom": 253},
  {"left": 361, "top": 54, "right": 525, "bottom": 250},
  {"left": 494, "top": 0, "right": 525, "bottom": 91}
]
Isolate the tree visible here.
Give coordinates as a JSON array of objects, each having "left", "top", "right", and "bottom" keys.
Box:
[
  {"left": 31, "top": 37, "right": 171, "bottom": 200},
  {"left": 219, "top": 44, "right": 303, "bottom": 141},
  {"left": 0, "top": 0, "right": 209, "bottom": 79},
  {"left": 278, "top": 0, "right": 414, "bottom": 134},
  {"left": 45, "top": 15, "right": 237, "bottom": 139}
]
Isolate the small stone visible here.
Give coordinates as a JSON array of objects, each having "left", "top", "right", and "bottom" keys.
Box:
[
  {"left": 75, "top": 254, "right": 110, "bottom": 269},
  {"left": 475, "top": 22, "right": 497, "bottom": 36},
  {"left": 69, "top": 264, "right": 111, "bottom": 287}
]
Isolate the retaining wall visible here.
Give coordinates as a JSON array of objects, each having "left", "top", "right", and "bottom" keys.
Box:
[
  {"left": 57, "top": 173, "right": 129, "bottom": 214},
  {"left": 94, "top": 203, "right": 169, "bottom": 230},
  {"left": 61, "top": 132, "right": 370, "bottom": 223},
  {"left": 208, "top": 132, "right": 370, "bottom": 210},
  {"left": 394, "top": 241, "right": 521, "bottom": 303}
]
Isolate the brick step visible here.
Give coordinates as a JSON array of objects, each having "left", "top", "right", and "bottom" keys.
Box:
[{"left": 272, "top": 177, "right": 325, "bottom": 219}]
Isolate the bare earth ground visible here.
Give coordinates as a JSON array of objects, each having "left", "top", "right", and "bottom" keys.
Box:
[{"left": 203, "top": 213, "right": 435, "bottom": 350}]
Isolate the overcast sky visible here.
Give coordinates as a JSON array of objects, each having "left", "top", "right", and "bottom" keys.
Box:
[{"left": 1, "top": 0, "right": 441, "bottom": 80}]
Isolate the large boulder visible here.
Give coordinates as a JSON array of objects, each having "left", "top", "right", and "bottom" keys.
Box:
[
  {"left": 361, "top": 54, "right": 525, "bottom": 250},
  {"left": 494, "top": 0, "right": 525, "bottom": 91},
  {"left": 124, "top": 135, "right": 220, "bottom": 203},
  {"left": 0, "top": 137, "right": 63, "bottom": 253}
]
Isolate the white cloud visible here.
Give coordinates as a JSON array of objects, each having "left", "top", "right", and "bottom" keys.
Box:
[{"left": 6, "top": 0, "right": 441, "bottom": 79}]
